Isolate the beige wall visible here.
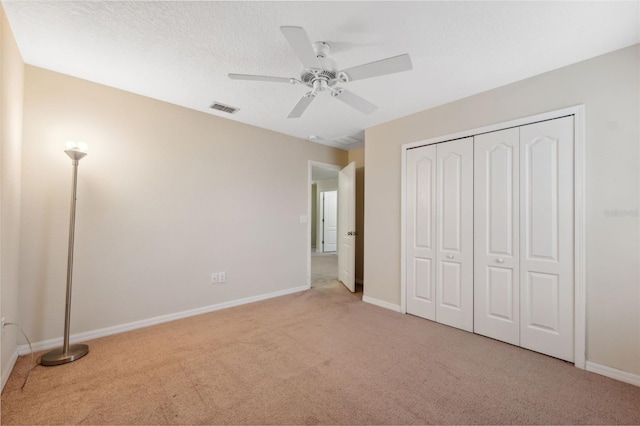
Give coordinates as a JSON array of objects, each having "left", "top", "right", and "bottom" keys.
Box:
[
  {"left": 348, "top": 147, "right": 364, "bottom": 168},
  {"left": 1, "top": 4, "right": 24, "bottom": 386},
  {"left": 364, "top": 45, "right": 640, "bottom": 375},
  {"left": 20, "top": 66, "right": 347, "bottom": 343},
  {"left": 348, "top": 148, "right": 364, "bottom": 284},
  {"left": 315, "top": 178, "right": 339, "bottom": 193}
]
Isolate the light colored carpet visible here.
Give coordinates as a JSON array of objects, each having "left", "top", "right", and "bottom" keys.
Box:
[
  {"left": 2, "top": 272, "right": 640, "bottom": 424},
  {"left": 311, "top": 252, "right": 339, "bottom": 288}
]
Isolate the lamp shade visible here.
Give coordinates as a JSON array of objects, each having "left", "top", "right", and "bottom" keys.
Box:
[{"left": 64, "top": 141, "right": 88, "bottom": 161}]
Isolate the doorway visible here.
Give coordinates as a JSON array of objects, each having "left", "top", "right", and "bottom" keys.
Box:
[
  {"left": 309, "top": 163, "right": 340, "bottom": 288},
  {"left": 320, "top": 190, "right": 337, "bottom": 252},
  {"left": 307, "top": 161, "right": 357, "bottom": 293}
]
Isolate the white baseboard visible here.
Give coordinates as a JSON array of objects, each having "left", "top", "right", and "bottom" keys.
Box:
[
  {"left": 1, "top": 349, "right": 19, "bottom": 392},
  {"left": 586, "top": 361, "right": 640, "bottom": 387},
  {"left": 18, "top": 285, "right": 308, "bottom": 355},
  {"left": 362, "top": 295, "right": 402, "bottom": 313}
]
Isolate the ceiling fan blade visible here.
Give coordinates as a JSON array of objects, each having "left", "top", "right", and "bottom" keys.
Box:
[
  {"left": 339, "top": 54, "right": 412, "bottom": 82},
  {"left": 288, "top": 95, "right": 315, "bottom": 118},
  {"left": 280, "top": 26, "right": 321, "bottom": 69},
  {"left": 333, "top": 89, "right": 377, "bottom": 115},
  {"left": 228, "top": 73, "right": 293, "bottom": 83}
]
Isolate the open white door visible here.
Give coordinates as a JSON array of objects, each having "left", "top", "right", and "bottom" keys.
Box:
[{"left": 338, "top": 162, "right": 356, "bottom": 292}]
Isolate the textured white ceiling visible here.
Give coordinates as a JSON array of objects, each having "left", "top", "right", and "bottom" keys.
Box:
[{"left": 3, "top": 1, "right": 639, "bottom": 150}]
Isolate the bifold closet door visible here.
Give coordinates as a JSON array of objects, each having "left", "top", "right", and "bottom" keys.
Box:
[
  {"left": 519, "top": 117, "right": 574, "bottom": 362},
  {"left": 436, "top": 138, "right": 474, "bottom": 332},
  {"left": 473, "top": 116, "right": 574, "bottom": 362},
  {"left": 406, "top": 145, "right": 437, "bottom": 320},
  {"left": 406, "top": 139, "right": 473, "bottom": 330},
  {"left": 474, "top": 128, "right": 520, "bottom": 345}
]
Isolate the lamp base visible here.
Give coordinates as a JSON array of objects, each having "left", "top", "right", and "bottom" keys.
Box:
[{"left": 40, "top": 344, "right": 89, "bottom": 366}]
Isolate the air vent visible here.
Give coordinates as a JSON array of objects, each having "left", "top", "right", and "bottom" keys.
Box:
[
  {"left": 209, "top": 101, "right": 239, "bottom": 114},
  {"left": 333, "top": 135, "right": 363, "bottom": 145}
]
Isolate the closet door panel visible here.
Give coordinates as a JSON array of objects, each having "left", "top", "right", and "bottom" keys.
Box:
[
  {"left": 520, "top": 116, "right": 574, "bottom": 362},
  {"left": 474, "top": 128, "right": 520, "bottom": 345},
  {"left": 436, "top": 138, "right": 473, "bottom": 332},
  {"left": 406, "top": 145, "right": 437, "bottom": 320}
]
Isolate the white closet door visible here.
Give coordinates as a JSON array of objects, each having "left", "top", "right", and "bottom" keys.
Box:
[
  {"left": 322, "top": 191, "right": 338, "bottom": 252},
  {"left": 406, "top": 145, "right": 437, "bottom": 320},
  {"left": 436, "top": 138, "right": 474, "bottom": 332},
  {"left": 474, "top": 128, "right": 520, "bottom": 345},
  {"left": 519, "top": 116, "right": 574, "bottom": 362}
]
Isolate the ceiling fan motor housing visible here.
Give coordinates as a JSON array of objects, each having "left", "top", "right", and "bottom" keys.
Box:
[
  {"left": 300, "top": 50, "right": 338, "bottom": 87},
  {"left": 312, "top": 42, "right": 331, "bottom": 58}
]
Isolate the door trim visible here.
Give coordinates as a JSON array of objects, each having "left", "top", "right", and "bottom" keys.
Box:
[
  {"left": 400, "top": 105, "right": 586, "bottom": 369},
  {"left": 307, "top": 161, "right": 342, "bottom": 289}
]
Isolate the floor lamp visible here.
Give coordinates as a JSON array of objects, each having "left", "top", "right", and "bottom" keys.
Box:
[{"left": 41, "top": 142, "right": 90, "bottom": 366}]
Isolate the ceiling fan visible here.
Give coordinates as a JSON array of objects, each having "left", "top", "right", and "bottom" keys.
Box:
[{"left": 228, "top": 26, "right": 413, "bottom": 118}]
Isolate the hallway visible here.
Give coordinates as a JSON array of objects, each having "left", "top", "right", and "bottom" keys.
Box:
[{"left": 310, "top": 253, "right": 338, "bottom": 288}]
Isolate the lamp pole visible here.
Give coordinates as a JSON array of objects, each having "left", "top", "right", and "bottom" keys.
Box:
[{"left": 41, "top": 143, "right": 90, "bottom": 366}]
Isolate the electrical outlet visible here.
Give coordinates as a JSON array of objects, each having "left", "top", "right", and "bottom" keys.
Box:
[
  {"left": 219, "top": 272, "right": 226, "bottom": 283},
  {"left": 211, "top": 273, "right": 219, "bottom": 284}
]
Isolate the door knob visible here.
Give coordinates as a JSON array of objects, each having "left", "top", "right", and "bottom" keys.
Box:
[
  {"left": 446, "top": 254, "right": 454, "bottom": 259},
  {"left": 496, "top": 258, "right": 504, "bottom": 263}
]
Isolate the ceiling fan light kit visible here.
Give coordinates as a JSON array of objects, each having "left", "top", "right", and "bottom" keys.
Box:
[{"left": 228, "top": 26, "right": 413, "bottom": 119}]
